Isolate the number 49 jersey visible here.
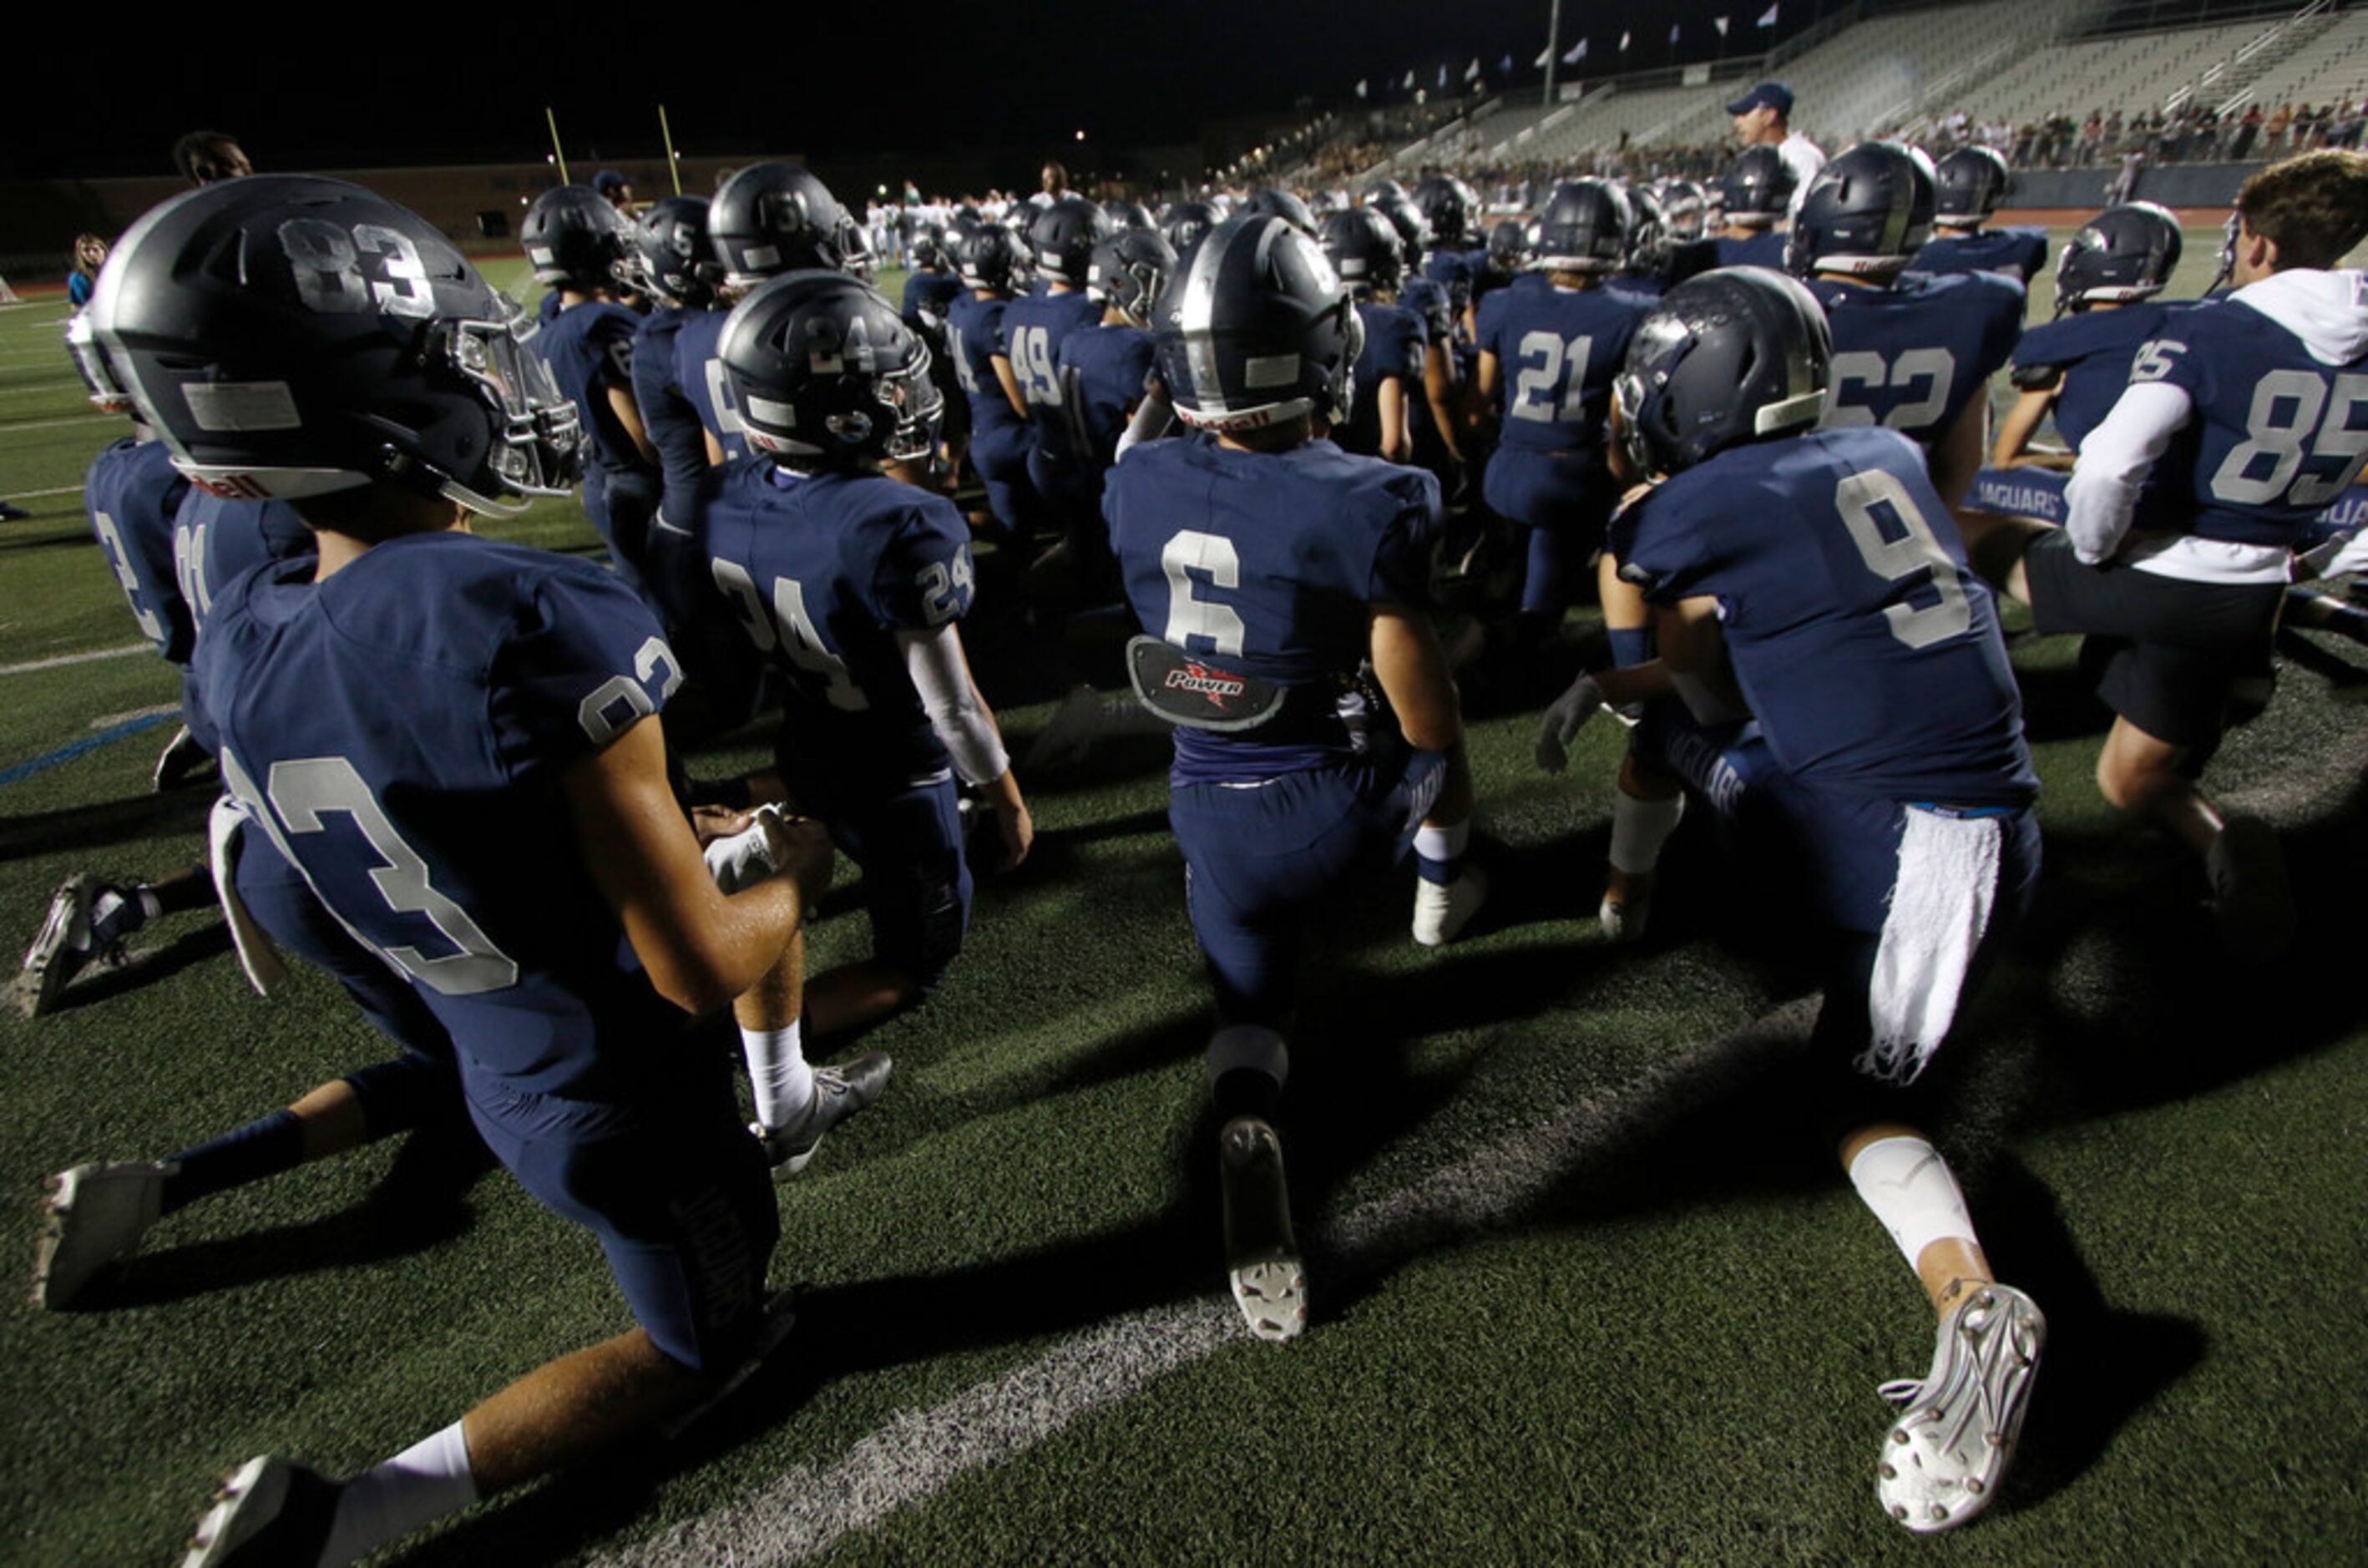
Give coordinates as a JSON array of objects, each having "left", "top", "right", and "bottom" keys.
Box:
[
  {"left": 185, "top": 532, "right": 694, "bottom": 1099},
  {"left": 1613, "top": 426, "right": 2036, "bottom": 806},
  {"left": 1808, "top": 271, "right": 2023, "bottom": 445},
  {"left": 696, "top": 461, "right": 977, "bottom": 781},
  {"left": 2127, "top": 276, "right": 2368, "bottom": 549}
]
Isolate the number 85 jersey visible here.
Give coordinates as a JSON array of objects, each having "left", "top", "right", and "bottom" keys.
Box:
[
  {"left": 187, "top": 532, "right": 696, "bottom": 1097},
  {"left": 1612, "top": 426, "right": 2037, "bottom": 806},
  {"left": 696, "top": 461, "right": 977, "bottom": 781}
]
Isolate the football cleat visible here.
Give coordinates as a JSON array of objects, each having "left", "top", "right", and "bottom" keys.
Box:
[
  {"left": 1412, "top": 865, "right": 1488, "bottom": 948},
  {"left": 1219, "top": 1116, "right": 1305, "bottom": 1342},
  {"left": 183, "top": 1454, "right": 342, "bottom": 1568},
  {"left": 751, "top": 1053, "right": 893, "bottom": 1181},
  {"left": 1597, "top": 885, "right": 1652, "bottom": 944},
  {"left": 0, "top": 499, "right": 32, "bottom": 523},
  {"left": 33, "top": 1160, "right": 173, "bottom": 1308},
  {"left": 2206, "top": 815, "right": 2295, "bottom": 961},
  {"left": 154, "top": 726, "right": 219, "bottom": 792},
  {"left": 660, "top": 1291, "right": 799, "bottom": 1439},
  {"left": 1875, "top": 1283, "right": 2045, "bottom": 1534},
  {"left": 19, "top": 874, "right": 136, "bottom": 1018}
]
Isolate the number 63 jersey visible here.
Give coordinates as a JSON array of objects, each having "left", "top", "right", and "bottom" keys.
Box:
[
  {"left": 186, "top": 531, "right": 696, "bottom": 1098},
  {"left": 696, "top": 461, "right": 977, "bottom": 786},
  {"left": 1612, "top": 426, "right": 2037, "bottom": 806}
]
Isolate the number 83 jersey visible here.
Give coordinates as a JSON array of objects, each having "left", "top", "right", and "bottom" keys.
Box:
[
  {"left": 696, "top": 460, "right": 977, "bottom": 783},
  {"left": 186, "top": 532, "right": 698, "bottom": 1097},
  {"left": 1613, "top": 426, "right": 2037, "bottom": 806}
]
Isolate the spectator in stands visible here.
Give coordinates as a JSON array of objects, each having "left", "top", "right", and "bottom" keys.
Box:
[
  {"left": 171, "top": 129, "right": 250, "bottom": 186},
  {"left": 66, "top": 235, "right": 106, "bottom": 310},
  {"left": 1728, "top": 81, "right": 1824, "bottom": 208}
]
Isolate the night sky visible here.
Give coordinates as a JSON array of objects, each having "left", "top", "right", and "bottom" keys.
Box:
[{"left": 11, "top": 0, "right": 1809, "bottom": 182}]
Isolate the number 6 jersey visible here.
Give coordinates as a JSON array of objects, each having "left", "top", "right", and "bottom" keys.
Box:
[
  {"left": 1612, "top": 425, "right": 2037, "bottom": 806},
  {"left": 186, "top": 531, "right": 694, "bottom": 1099}
]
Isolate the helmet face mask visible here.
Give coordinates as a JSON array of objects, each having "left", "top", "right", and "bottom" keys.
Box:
[
  {"left": 64, "top": 311, "right": 137, "bottom": 414},
  {"left": 89, "top": 175, "right": 581, "bottom": 515},
  {"left": 1086, "top": 229, "right": 1179, "bottom": 326}
]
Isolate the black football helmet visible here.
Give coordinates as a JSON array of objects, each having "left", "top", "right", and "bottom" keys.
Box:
[
  {"left": 1721, "top": 144, "right": 1798, "bottom": 226},
  {"left": 1660, "top": 180, "right": 1708, "bottom": 242},
  {"left": 710, "top": 164, "right": 862, "bottom": 288},
  {"left": 1624, "top": 184, "right": 1671, "bottom": 275},
  {"left": 1934, "top": 145, "right": 2011, "bottom": 228},
  {"left": 1413, "top": 175, "right": 1480, "bottom": 245},
  {"left": 88, "top": 175, "right": 579, "bottom": 513},
  {"left": 522, "top": 185, "right": 632, "bottom": 291},
  {"left": 1372, "top": 193, "right": 1431, "bottom": 272},
  {"left": 1486, "top": 218, "right": 1530, "bottom": 277},
  {"left": 1362, "top": 178, "right": 1409, "bottom": 206},
  {"left": 1785, "top": 142, "right": 1935, "bottom": 279},
  {"left": 1243, "top": 188, "right": 1318, "bottom": 236},
  {"left": 1030, "top": 195, "right": 1115, "bottom": 288},
  {"left": 910, "top": 222, "right": 951, "bottom": 271},
  {"left": 1320, "top": 206, "right": 1405, "bottom": 296},
  {"left": 1529, "top": 180, "right": 1632, "bottom": 275},
  {"left": 954, "top": 223, "right": 1025, "bottom": 292},
  {"left": 2052, "top": 201, "right": 2183, "bottom": 316},
  {"left": 1085, "top": 228, "right": 1179, "bottom": 326},
  {"left": 1162, "top": 200, "right": 1222, "bottom": 257},
  {"left": 720, "top": 270, "right": 943, "bottom": 466},
  {"left": 625, "top": 195, "right": 725, "bottom": 309},
  {"left": 1153, "top": 214, "right": 1364, "bottom": 436},
  {"left": 1613, "top": 266, "right": 1829, "bottom": 478},
  {"left": 1103, "top": 199, "right": 1156, "bottom": 230}
]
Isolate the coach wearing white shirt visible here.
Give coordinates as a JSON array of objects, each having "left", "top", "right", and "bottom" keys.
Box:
[{"left": 1728, "top": 81, "right": 1824, "bottom": 215}]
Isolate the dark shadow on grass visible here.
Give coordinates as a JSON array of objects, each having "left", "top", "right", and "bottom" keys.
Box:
[
  {"left": 0, "top": 790, "right": 214, "bottom": 862},
  {"left": 44, "top": 921, "right": 234, "bottom": 1012}
]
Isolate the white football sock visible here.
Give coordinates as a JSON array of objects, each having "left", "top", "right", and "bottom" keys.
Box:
[
  {"left": 321, "top": 1420, "right": 478, "bottom": 1566},
  {"left": 1847, "top": 1135, "right": 1979, "bottom": 1276},
  {"left": 742, "top": 1022, "right": 813, "bottom": 1129},
  {"left": 1608, "top": 789, "right": 1685, "bottom": 875}
]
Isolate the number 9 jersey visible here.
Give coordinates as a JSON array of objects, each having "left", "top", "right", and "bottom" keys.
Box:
[{"left": 1612, "top": 424, "right": 2037, "bottom": 807}]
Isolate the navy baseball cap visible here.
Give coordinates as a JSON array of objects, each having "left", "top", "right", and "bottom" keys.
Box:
[
  {"left": 592, "top": 169, "right": 630, "bottom": 195},
  {"left": 1726, "top": 82, "right": 1795, "bottom": 116}
]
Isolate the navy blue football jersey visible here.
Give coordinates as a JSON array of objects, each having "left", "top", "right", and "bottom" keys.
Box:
[
  {"left": 630, "top": 305, "right": 712, "bottom": 525},
  {"left": 697, "top": 461, "right": 977, "bottom": 781},
  {"left": 2011, "top": 301, "right": 2176, "bottom": 453},
  {"left": 902, "top": 270, "right": 964, "bottom": 332},
  {"left": 1003, "top": 290, "right": 1105, "bottom": 468},
  {"left": 1476, "top": 281, "right": 1648, "bottom": 455},
  {"left": 187, "top": 532, "right": 695, "bottom": 1099},
  {"left": 1400, "top": 277, "right": 1456, "bottom": 344},
  {"left": 2119, "top": 288, "right": 2368, "bottom": 549},
  {"left": 1338, "top": 301, "right": 1425, "bottom": 458},
  {"left": 947, "top": 291, "right": 1026, "bottom": 441},
  {"left": 1055, "top": 321, "right": 1156, "bottom": 476},
  {"left": 1913, "top": 226, "right": 2049, "bottom": 286},
  {"left": 173, "top": 491, "right": 312, "bottom": 638},
  {"left": 670, "top": 308, "right": 752, "bottom": 465},
  {"left": 1713, "top": 230, "right": 1790, "bottom": 271},
  {"left": 1105, "top": 433, "right": 1444, "bottom": 783},
  {"left": 1424, "top": 245, "right": 1486, "bottom": 318},
  {"left": 1809, "top": 272, "right": 2023, "bottom": 444},
  {"left": 535, "top": 300, "right": 651, "bottom": 477},
  {"left": 1613, "top": 427, "right": 2036, "bottom": 805},
  {"left": 85, "top": 438, "right": 194, "bottom": 664}
]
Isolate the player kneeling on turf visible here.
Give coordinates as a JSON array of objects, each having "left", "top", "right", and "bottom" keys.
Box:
[
  {"left": 1104, "top": 213, "right": 1483, "bottom": 1342},
  {"left": 1535, "top": 267, "right": 2046, "bottom": 1534}
]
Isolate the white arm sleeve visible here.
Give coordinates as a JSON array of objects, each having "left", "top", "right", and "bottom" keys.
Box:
[
  {"left": 901, "top": 624, "right": 1009, "bottom": 785},
  {"left": 1115, "top": 387, "right": 1174, "bottom": 461},
  {"left": 2062, "top": 379, "right": 2193, "bottom": 565}
]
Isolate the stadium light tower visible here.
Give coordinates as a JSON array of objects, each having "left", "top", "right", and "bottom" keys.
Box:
[{"left": 1542, "top": 0, "right": 1564, "bottom": 110}]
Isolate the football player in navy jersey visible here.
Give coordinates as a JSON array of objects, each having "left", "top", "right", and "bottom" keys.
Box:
[
  {"left": 88, "top": 175, "right": 845, "bottom": 1568},
  {"left": 1536, "top": 268, "right": 2046, "bottom": 1535},
  {"left": 1007, "top": 197, "right": 1116, "bottom": 580},
  {"left": 1990, "top": 202, "right": 2185, "bottom": 477},
  {"left": 1319, "top": 207, "right": 1423, "bottom": 463},
  {"left": 1473, "top": 180, "right": 1652, "bottom": 636},
  {"left": 1954, "top": 151, "right": 2368, "bottom": 956},
  {"left": 1912, "top": 146, "right": 2048, "bottom": 286},
  {"left": 1104, "top": 213, "right": 1484, "bottom": 1341},
  {"left": 1790, "top": 142, "right": 2023, "bottom": 507},
  {"left": 1713, "top": 144, "right": 1796, "bottom": 271},
  {"left": 1414, "top": 173, "right": 1487, "bottom": 329},
  {"left": 623, "top": 195, "right": 726, "bottom": 550},
  {"left": 1374, "top": 193, "right": 1473, "bottom": 493},
  {"left": 946, "top": 222, "right": 1044, "bottom": 542},
  {"left": 701, "top": 270, "right": 1032, "bottom": 1039},
  {"left": 523, "top": 185, "right": 663, "bottom": 602}
]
